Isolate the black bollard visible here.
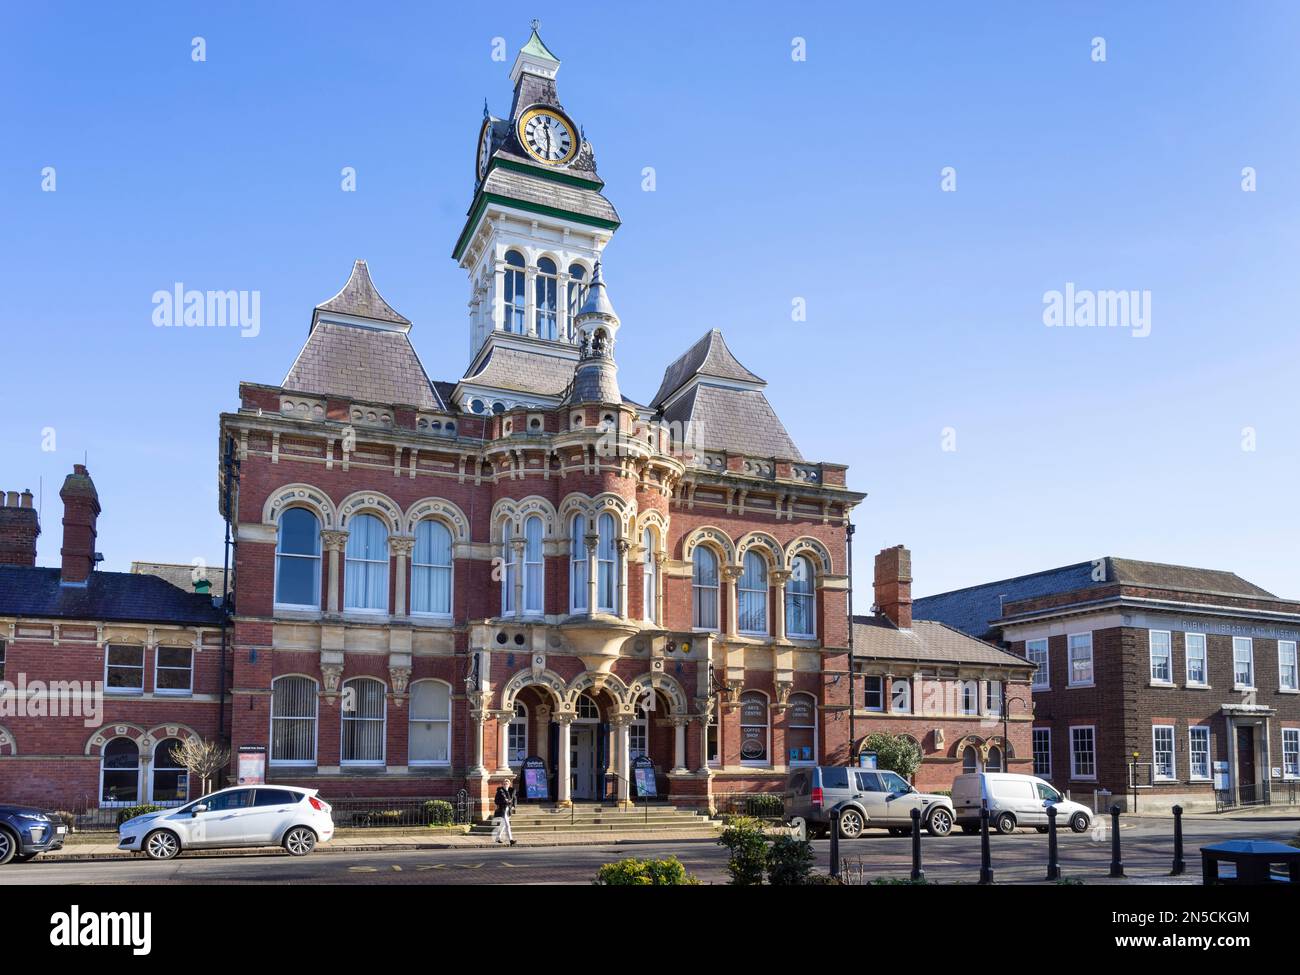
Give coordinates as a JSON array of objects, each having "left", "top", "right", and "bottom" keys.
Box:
[
  {"left": 1170, "top": 804, "right": 1185, "bottom": 876},
  {"left": 910, "top": 807, "right": 925, "bottom": 882},
  {"left": 829, "top": 808, "right": 841, "bottom": 880},
  {"left": 978, "top": 806, "right": 994, "bottom": 885},
  {"left": 1108, "top": 804, "right": 1124, "bottom": 878},
  {"left": 1045, "top": 805, "right": 1061, "bottom": 881}
]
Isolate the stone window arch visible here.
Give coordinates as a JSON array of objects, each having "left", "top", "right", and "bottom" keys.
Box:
[{"left": 100, "top": 737, "right": 141, "bottom": 806}]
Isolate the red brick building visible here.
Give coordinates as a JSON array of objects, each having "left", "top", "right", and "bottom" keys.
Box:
[{"left": 916, "top": 558, "right": 1300, "bottom": 810}]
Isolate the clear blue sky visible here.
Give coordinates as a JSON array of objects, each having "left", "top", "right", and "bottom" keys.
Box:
[{"left": 3, "top": 2, "right": 1298, "bottom": 601}]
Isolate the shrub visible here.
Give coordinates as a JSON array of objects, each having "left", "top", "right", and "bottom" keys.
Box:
[
  {"left": 116, "top": 804, "right": 164, "bottom": 826},
  {"left": 861, "top": 733, "right": 923, "bottom": 780},
  {"left": 744, "top": 793, "right": 785, "bottom": 820},
  {"left": 718, "top": 815, "right": 768, "bottom": 886},
  {"left": 594, "top": 855, "right": 699, "bottom": 885},
  {"left": 423, "top": 799, "right": 455, "bottom": 826},
  {"left": 869, "top": 876, "right": 928, "bottom": 885},
  {"left": 766, "top": 835, "right": 815, "bottom": 885}
]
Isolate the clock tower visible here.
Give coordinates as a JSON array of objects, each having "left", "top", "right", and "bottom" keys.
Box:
[{"left": 452, "top": 24, "right": 621, "bottom": 410}]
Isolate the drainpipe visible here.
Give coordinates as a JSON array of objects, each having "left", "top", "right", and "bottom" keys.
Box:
[
  {"left": 217, "top": 435, "right": 239, "bottom": 745},
  {"left": 846, "top": 519, "right": 856, "bottom": 760}
]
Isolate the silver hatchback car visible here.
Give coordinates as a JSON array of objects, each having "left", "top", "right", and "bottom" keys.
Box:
[{"left": 785, "top": 766, "right": 955, "bottom": 838}]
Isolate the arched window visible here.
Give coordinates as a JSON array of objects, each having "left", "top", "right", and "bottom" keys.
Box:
[
  {"left": 152, "top": 738, "right": 188, "bottom": 804},
  {"left": 341, "top": 677, "right": 386, "bottom": 766},
  {"left": 962, "top": 745, "right": 981, "bottom": 774},
  {"left": 787, "top": 693, "right": 817, "bottom": 765},
  {"left": 596, "top": 513, "right": 618, "bottom": 613},
  {"left": 275, "top": 508, "right": 321, "bottom": 608},
  {"left": 535, "top": 257, "right": 558, "bottom": 340},
  {"left": 344, "top": 514, "right": 388, "bottom": 612},
  {"left": 738, "top": 550, "right": 769, "bottom": 635},
  {"left": 642, "top": 527, "right": 658, "bottom": 623},
  {"left": 566, "top": 263, "right": 587, "bottom": 336},
  {"left": 523, "top": 516, "right": 544, "bottom": 615},
  {"left": 692, "top": 547, "right": 719, "bottom": 631},
  {"left": 503, "top": 250, "right": 526, "bottom": 333},
  {"left": 409, "top": 680, "right": 451, "bottom": 766},
  {"left": 739, "top": 691, "right": 770, "bottom": 766},
  {"left": 986, "top": 746, "right": 1003, "bottom": 773},
  {"left": 411, "top": 520, "right": 453, "bottom": 617},
  {"left": 576, "top": 693, "right": 600, "bottom": 721},
  {"left": 570, "top": 514, "right": 588, "bottom": 612},
  {"left": 270, "top": 676, "right": 318, "bottom": 765},
  {"left": 786, "top": 555, "right": 816, "bottom": 638},
  {"left": 101, "top": 737, "right": 140, "bottom": 806},
  {"left": 501, "top": 520, "right": 518, "bottom": 615},
  {"left": 508, "top": 703, "right": 529, "bottom": 766}
]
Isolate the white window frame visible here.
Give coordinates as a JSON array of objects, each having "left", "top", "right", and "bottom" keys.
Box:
[
  {"left": 595, "top": 512, "right": 619, "bottom": 614},
  {"left": 411, "top": 518, "right": 454, "bottom": 619},
  {"left": 1068, "top": 632, "right": 1094, "bottom": 687},
  {"left": 889, "top": 678, "right": 911, "bottom": 714},
  {"left": 1032, "top": 727, "right": 1052, "bottom": 778},
  {"left": 104, "top": 643, "right": 145, "bottom": 696},
  {"left": 985, "top": 680, "right": 1003, "bottom": 717},
  {"left": 1069, "top": 725, "right": 1097, "bottom": 781},
  {"left": 340, "top": 677, "right": 387, "bottom": 767},
  {"left": 1283, "top": 728, "right": 1300, "bottom": 780},
  {"left": 274, "top": 507, "right": 322, "bottom": 611},
  {"left": 1233, "top": 636, "right": 1255, "bottom": 690},
  {"left": 1278, "top": 640, "right": 1298, "bottom": 692},
  {"left": 737, "top": 550, "right": 769, "bottom": 636},
  {"left": 1188, "top": 726, "right": 1211, "bottom": 781},
  {"left": 269, "top": 675, "right": 318, "bottom": 766},
  {"left": 629, "top": 717, "right": 648, "bottom": 761},
  {"left": 1184, "top": 632, "right": 1208, "bottom": 687},
  {"left": 508, "top": 703, "right": 529, "bottom": 768},
  {"left": 691, "top": 546, "right": 720, "bottom": 632},
  {"left": 1026, "top": 638, "right": 1049, "bottom": 690},
  {"left": 863, "top": 675, "right": 884, "bottom": 712},
  {"left": 641, "top": 528, "right": 658, "bottom": 624},
  {"left": 343, "top": 513, "right": 389, "bottom": 614},
  {"left": 503, "top": 250, "right": 527, "bottom": 333},
  {"left": 960, "top": 680, "right": 979, "bottom": 715},
  {"left": 153, "top": 645, "right": 194, "bottom": 696},
  {"left": 569, "top": 514, "right": 588, "bottom": 613},
  {"left": 522, "top": 515, "right": 544, "bottom": 616},
  {"left": 408, "top": 679, "right": 452, "bottom": 767},
  {"left": 1152, "top": 725, "right": 1176, "bottom": 781},
  {"left": 785, "top": 555, "right": 816, "bottom": 639},
  {"left": 1148, "top": 630, "right": 1173, "bottom": 685}
]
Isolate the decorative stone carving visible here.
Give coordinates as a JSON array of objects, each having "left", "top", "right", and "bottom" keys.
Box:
[
  {"left": 388, "top": 666, "right": 412, "bottom": 703},
  {"left": 321, "top": 663, "right": 344, "bottom": 703}
]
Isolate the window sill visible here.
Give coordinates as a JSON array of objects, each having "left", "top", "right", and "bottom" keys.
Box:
[
  {"left": 274, "top": 605, "right": 322, "bottom": 616},
  {"left": 1067, "top": 682, "right": 1095, "bottom": 689},
  {"left": 1188, "top": 777, "right": 1213, "bottom": 783},
  {"left": 1069, "top": 776, "right": 1098, "bottom": 783},
  {"left": 154, "top": 690, "right": 193, "bottom": 698},
  {"left": 105, "top": 689, "right": 144, "bottom": 697},
  {"left": 1185, "top": 682, "right": 1212, "bottom": 690},
  {"left": 1277, "top": 688, "right": 1300, "bottom": 695},
  {"left": 1032, "top": 684, "right": 1050, "bottom": 693},
  {"left": 1233, "top": 685, "right": 1256, "bottom": 693},
  {"left": 1148, "top": 681, "right": 1176, "bottom": 689}
]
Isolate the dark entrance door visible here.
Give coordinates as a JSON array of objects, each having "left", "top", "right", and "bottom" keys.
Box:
[{"left": 1237, "top": 726, "right": 1257, "bottom": 804}]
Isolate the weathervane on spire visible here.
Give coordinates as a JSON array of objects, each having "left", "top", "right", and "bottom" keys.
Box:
[{"left": 530, "top": 18, "right": 540, "bottom": 31}]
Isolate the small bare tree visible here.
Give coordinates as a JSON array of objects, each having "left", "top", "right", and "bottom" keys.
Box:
[{"left": 169, "top": 738, "right": 231, "bottom": 796}]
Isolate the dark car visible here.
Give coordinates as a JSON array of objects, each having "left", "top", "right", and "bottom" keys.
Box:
[{"left": 0, "top": 803, "right": 68, "bottom": 864}]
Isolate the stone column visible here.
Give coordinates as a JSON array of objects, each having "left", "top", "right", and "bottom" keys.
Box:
[
  {"left": 617, "top": 538, "right": 630, "bottom": 619},
  {"left": 492, "top": 261, "right": 506, "bottom": 332},
  {"left": 772, "top": 569, "right": 791, "bottom": 642},
  {"left": 469, "top": 692, "right": 488, "bottom": 776},
  {"left": 672, "top": 717, "right": 688, "bottom": 773},
  {"left": 321, "top": 530, "right": 348, "bottom": 615},
  {"left": 585, "top": 531, "right": 599, "bottom": 615},
  {"left": 556, "top": 714, "right": 575, "bottom": 806},
  {"left": 722, "top": 565, "right": 742, "bottom": 638},
  {"left": 389, "top": 535, "right": 414, "bottom": 617},
  {"left": 611, "top": 715, "right": 632, "bottom": 806},
  {"left": 653, "top": 552, "right": 666, "bottom": 625},
  {"left": 695, "top": 697, "right": 715, "bottom": 774},
  {"left": 557, "top": 270, "right": 571, "bottom": 341},
  {"left": 511, "top": 538, "right": 526, "bottom": 619},
  {"left": 524, "top": 266, "right": 537, "bottom": 336}
]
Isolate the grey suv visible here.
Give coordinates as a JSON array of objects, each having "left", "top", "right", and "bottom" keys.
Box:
[{"left": 785, "top": 766, "right": 955, "bottom": 839}]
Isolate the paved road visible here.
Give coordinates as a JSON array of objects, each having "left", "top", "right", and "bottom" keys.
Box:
[{"left": 2, "top": 817, "right": 1292, "bottom": 885}]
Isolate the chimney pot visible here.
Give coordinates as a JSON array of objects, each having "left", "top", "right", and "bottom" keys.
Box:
[
  {"left": 0, "top": 487, "right": 41, "bottom": 567},
  {"left": 59, "top": 464, "right": 101, "bottom": 585},
  {"left": 5, "top": 491, "right": 17, "bottom": 507}
]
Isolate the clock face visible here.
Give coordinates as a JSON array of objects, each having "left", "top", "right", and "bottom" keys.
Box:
[
  {"left": 518, "top": 107, "right": 577, "bottom": 166},
  {"left": 476, "top": 120, "right": 493, "bottom": 180}
]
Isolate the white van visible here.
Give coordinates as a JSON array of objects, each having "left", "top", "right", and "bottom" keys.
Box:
[{"left": 951, "top": 773, "right": 1092, "bottom": 835}]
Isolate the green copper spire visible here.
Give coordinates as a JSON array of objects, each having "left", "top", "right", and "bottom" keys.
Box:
[{"left": 520, "top": 21, "right": 559, "bottom": 63}]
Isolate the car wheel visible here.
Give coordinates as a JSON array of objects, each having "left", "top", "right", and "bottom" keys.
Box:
[
  {"left": 994, "top": 812, "right": 1017, "bottom": 835},
  {"left": 960, "top": 824, "right": 980, "bottom": 835},
  {"left": 836, "top": 809, "right": 865, "bottom": 840},
  {"left": 887, "top": 827, "right": 907, "bottom": 836},
  {"left": 1035, "top": 826, "right": 1050, "bottom": 834},
  {"left": 143, "top": 829, "right": 181, "bottom": 861},
  {"left": 283, "top": 826, "right": 317, "bottom": 856},
  {"left": 927, "top": 808, "right": 954, "bottom": 836},
  {"left": 1070, "top": 812, "right": 1090, "bottom": 834},
  {"left": 0, "top": 827, "right": 17, "bottom": 866}
]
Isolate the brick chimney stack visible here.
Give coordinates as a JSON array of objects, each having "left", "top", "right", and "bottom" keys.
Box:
[
  {"left": 0, "top": 489, "right": 40, "bottom": 567},
  {"left": 59, "top": 464, "right": 101, "bottom": 585},
  {"left": 874, "top": 544, "right": 913, "bottom": 629}
]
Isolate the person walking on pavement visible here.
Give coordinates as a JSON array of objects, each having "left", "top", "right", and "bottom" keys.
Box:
[{"left": 492, "top": 781, "right": 517, "bottom": 846}]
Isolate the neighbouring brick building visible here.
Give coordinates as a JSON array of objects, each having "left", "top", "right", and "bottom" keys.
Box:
[
  {"left": 853, "top": 546, "right": 1035, "bottom": 791},
  {"left": 915, "top": 558, "right": 1300, "bottom": 810},
  {"left": 0, "top": 468, "right": 225, "bottom": 812}
]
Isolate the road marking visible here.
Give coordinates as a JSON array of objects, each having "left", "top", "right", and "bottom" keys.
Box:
[
  {"left": 391, "top": 865, "right": 402, "bottom": 872},
  {"left": 348, "top": 866, "right": 379, "bottom": 873}
]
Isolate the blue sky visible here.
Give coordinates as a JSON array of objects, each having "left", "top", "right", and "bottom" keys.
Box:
[{"left": 3, "top": 2, "right": 1298, "bottom": 601}]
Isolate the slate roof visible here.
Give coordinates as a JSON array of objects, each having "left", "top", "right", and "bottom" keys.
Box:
[
  {"left": 663, "top": 383, "right": 802, "bottom": 460},
  {"left": 315, "top": 260, "right": 409, "bottom": 326},
  {"left": 652, "top": 330, "right": 765, "bottom": 408},
  {"left": 461, "top": 345, "right": 577, "bottom": 397},
  {"left": 853, "top": 615, "right": 1033, "bottom": 669},
  {"left": 480, "top": 166, "right": 619, "bottom": 224},
  {"left": 283, "top": 321, "right": 443, "bottom": 411},
  {"left": 914, "top": 557, "right": 1282, "bottom": 640},
  {"left": 0, "top": 567, "right": 224, "bottom": 626}
]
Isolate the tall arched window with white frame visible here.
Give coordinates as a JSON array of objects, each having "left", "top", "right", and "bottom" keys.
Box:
[
  {"left": 596, "top": 512, "right": 618, "bottom": 613},
  {"left": 642, "top": 527, "right": 658, "bottom": 623},
  {"left": 523, "top": 515, "right": 544, "bottom": 614},
  {"left": 501, "top": 520, "right": 518, "bottom": 615},
  {"left": 535, "top": 257, "right": 558, "bottom": 340},
  {"left": 343, "top": 514, "right": 388, "bottom": 612},
  {"left": 409, "top": 680, "right": 451, "bottom": 766},
  {"left": 570, "top": 514, "right": 588, "bottom": 612},
  {"left": 275, "top": 507, "right": 321, "bottom": 608},
  {"left": 341, "top": 677, "right": 386, "bottom": 766},
  {"left": 411, "top": 519, "right": 453, "bottom": 617},
  {"left": 738, "top": 550, "right": 769, "bottom": 635},
  {"left": 692, "top": 547, "right": 719, "bottom": 631},
  {"left": 786, "top": 555, "right": 815, "bottom": 638},
  {"left": 270, "top": 675, "right": 318, "bottom": 766},
  {"left": 566, "top": 263, "right": 587, "bottom": 336},
  {"left": 100, "top": 738, "right": 140, "bottom": 806},
  {"left": 503, "top": 250, "right": 526, "bottom": 333}
]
